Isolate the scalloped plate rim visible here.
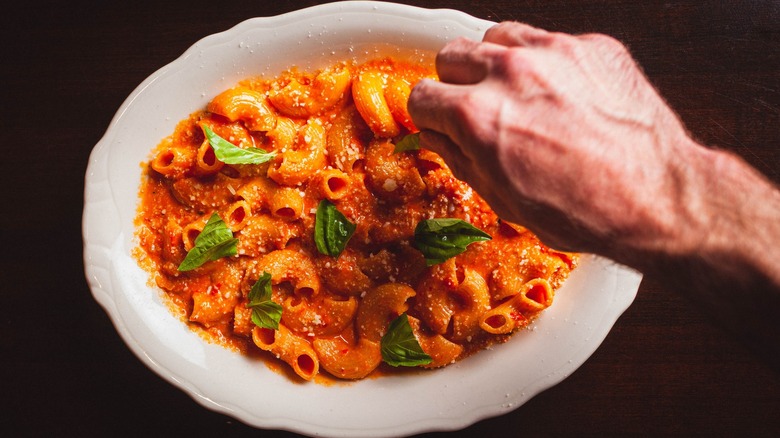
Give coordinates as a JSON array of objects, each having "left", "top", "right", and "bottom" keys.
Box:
[{"left": 82, "top": 2, "right": 641, "bottom": 437}]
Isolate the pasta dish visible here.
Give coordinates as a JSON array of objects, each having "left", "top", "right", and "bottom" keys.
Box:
[{"left": 133, "top": 57, "right": 576, "bottom": 382}]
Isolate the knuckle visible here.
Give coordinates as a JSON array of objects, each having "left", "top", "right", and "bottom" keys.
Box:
[
  {"left": 451, "top": 94, "right": 475, "bottom": 127},
  {"left": 441, "top": 36, "right": 477, "bottom": 55},
  {"left": 546, "top": 31, "right": 582, "bottom": 56},
  {"left": 483, "top": 21, "right": 515, "bottom": 41},
  {"left": 581, "top": 33, "right": 628, "bottom": 54},
  {"left": 455, "top": 90, "right": 500, "bottom": 144},
  {"left": 491, "top": 48, "right": 535, "bottom": 84},
  {"left": 483, "top": 24, "right": 500, "bottom": 41}
]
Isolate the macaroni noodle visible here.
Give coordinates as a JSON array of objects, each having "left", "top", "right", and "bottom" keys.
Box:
[{"left": 134, "top": 57, "right": 577, "bottom": 382}]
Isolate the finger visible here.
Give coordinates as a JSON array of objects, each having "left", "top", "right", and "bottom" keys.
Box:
[
  {"left": 418, "top": 130, "right": 471, "bottom": 178},
  {"left": 483, "top": 21, "right": 553, "bottom": 47},
  {"left": 435, "top": 37, "right": 491, "bottom": 84},
  {"left": 419, "top": 130, "right": 508, "bottom": 216},
  {"left": 408, "top": 78, "right": 466, "bottom": 137},
  {"left": 420, "top": 130, "right": 523, "bottom": 227}
]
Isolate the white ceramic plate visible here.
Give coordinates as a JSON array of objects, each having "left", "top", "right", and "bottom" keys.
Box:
[{"left": 83, "top": 2, "right": 642, "bottom": 436}]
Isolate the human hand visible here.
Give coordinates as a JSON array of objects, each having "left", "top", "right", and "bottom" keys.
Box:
[
  {"left": 408, "top": 22, "right": 703, "bottom": 258},
  {"left": 409, "top": 22, "right": 780, "bottom": 368}
]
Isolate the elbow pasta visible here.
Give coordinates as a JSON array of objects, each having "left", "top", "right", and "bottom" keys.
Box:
[
  {"left": 449, "top": 268, "right": 491, "bottom": 342},
  {"left": 267, "top": 119, "right": 328, "bottom": 186},
  {"left": 207, "top": 86, "right": 277, "bottom": 132},
  {"left": 353, "top": 70, "right": 400, "bottom": 138},
  {"left": 269, "top": 187, "right": 305, "bottom": 221},
  {"left": 221, "top": 200, "right": 251, "bottom": 231},
  {"left": 480, "top": 279, "right": 554, "bottom": 334},
  {"left": 313, "top": 168, "right": 351, "bottom": 201},
  {"left": 313, "top": 336, "right": 382, "bottom": 380},
  {"left": 268, "top": 63, "right": 352, "bottom": 118},
  {"left": 151, "top": 142, "right": 194, "bottom": 178},
  {"left": 384, "top": 77, "right": 416, "bottom": 132},
  {"left": 194, "top": 139, "right": 224, "bottom": 176},
  {"left": 252, "top": 325, "right": 319, "bottom": 381},
  {"left": 326, "top": 105, "right": 370, "bottom": 172},
  {"left": 134, "top": 57, "right": 577, "bottom": 382}
]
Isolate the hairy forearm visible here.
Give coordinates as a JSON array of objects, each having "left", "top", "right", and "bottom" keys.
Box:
[
  {"left": 408, "top": 21, "right": 780, "bottom": 369},
  {"left": 611, "top": 144, "right": 780, "bottom": 368}
]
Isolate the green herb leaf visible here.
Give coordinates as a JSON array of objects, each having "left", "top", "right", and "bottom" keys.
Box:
[
  {"left": 381, "top": 313, "right": 433, "bottom": 367},
  {"left": 314, "top": 200, "right": 356, "bottom": 257},
  {"left": 247, "top": 272, "right": 282, "bottom": 329},
  {"left": 178, "top": 213, "right": 238, "bottom": 271},
  {"left": 203, "top": 126, "right": 276, "bottom": 164},
  {"left": 412, "top": 218, "right": 492, "bottom": 266},
  {"left": 393, "top": 132, "right": 421, "bottom": 153}
]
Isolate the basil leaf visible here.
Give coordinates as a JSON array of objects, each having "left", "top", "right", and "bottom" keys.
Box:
[
  {"left": 393, "top": 132, "right": 421, "bottom": 153},
  {"left": 412, "top": 218, "right": 492, "bottom": 266},
  {"left": 203, "top": 126, "right": 276, "bottom": 164},
  {"left": 178, "top": 213, "right": 238, "bottom": 271},
  {"left": 247, "top": 272, "right": 282, "bottom": 330},
  {"left": 381, "top": 313, "right": 433, "bottom": 367},
  {"left": 314, "top": 200, "right": 356, "bottom": 257}
]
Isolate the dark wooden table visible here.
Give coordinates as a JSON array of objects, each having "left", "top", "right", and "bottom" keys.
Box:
[{"left": 3, "top": 0, "right": 778, "bottom": 436}]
